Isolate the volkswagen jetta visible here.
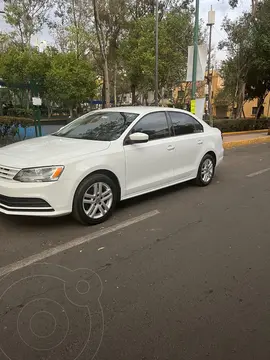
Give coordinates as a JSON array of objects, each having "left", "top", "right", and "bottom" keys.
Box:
[{"left": 0, "top": 107, "right": 224, "bottom": 225}]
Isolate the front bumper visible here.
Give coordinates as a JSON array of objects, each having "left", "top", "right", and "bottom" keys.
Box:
[{"left": 0, "top": 178, "right": 74, "bottom": 217}]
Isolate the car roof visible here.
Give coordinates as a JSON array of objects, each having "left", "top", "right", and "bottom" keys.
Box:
[{"left": 93, "top": 106, "right": 193, "bottom": 116}]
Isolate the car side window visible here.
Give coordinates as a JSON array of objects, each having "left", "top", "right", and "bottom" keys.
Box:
[
  {"left": 131, "top": 112, "right": 170, "bottom": 141},
  {"left": 169, "top": 112, "right": 204, "bottom": 136}
]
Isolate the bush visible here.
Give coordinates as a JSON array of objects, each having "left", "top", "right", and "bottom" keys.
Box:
[
  {"left": 7, "top": 108, "right": 33, "bottom": 118},
  {"left": 0, "top": 116, "right": 34, "bottom": 144},
  {"left": 207, "top": 119, "right": 269, "bottom": 133}
]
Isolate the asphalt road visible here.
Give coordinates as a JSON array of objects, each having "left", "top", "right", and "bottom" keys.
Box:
[{"left": 0, "top": 143, "right": 270, "bottom": 360}]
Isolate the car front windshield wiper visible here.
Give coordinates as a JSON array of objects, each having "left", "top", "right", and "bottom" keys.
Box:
[{"left": 51, "top": 133, "right": 107, "bottom": 141}]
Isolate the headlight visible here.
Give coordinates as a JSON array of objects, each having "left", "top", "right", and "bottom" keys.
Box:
[{"left": 14, "top": 166, "right": 65, "bottom": 183}]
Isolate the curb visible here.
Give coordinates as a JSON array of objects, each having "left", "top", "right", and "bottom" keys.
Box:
[
  {"left": 223, "top": 136, "right": 270, "bottom": 149},
  {"left": 222, "top": 129, "right": 268, "bottom": 136}
]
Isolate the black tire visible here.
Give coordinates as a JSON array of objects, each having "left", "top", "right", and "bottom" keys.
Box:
[
  {"left": 72, "top": 173, "right": 118, "bottom": 226},
  {"left": 195, "top": 154, "right": 216, "bottom": 187}
]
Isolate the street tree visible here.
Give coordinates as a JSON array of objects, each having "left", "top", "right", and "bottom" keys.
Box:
[
  {"left": 0, "top": 46, "right": 51, "bottom": 109},
  {"left": 52, "top": 0, "right": 93, "bottom": 59},
  {"left": 92, "top": 0, "right": 128, "bottom": 108},
  {"left": 219, "top": 14, "right": 253, "bottom": 118},
  {"left": 219, "top": 0, "right": 259, "bottom": 16},
  {"left": 3, "top": 0, "right": 54, "bottom": 47},
  {"left": 245, "top": 0, "right": 270, "bottom": 118},
  {"left": 120, "top": 6, "right": 194, "bottom": 104},
  {"left": 219, "top": 0, "right": 270, "bottom": 119},
  {"left": 45, "top": 52, "right": 97, "bottom": 118}
]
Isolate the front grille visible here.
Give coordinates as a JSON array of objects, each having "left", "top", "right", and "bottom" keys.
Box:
[
  {"left": 0, "top": 165, "right": 20, "bottom": 180},
  {"left": 0, "top": 194, "right": 54, "bottom": 212}
]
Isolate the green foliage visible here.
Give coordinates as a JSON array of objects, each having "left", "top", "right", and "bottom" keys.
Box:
[
  {"left": 6, "top": 108, "right": 33, "bottom": 118},
  {"left": 0, "top": 46, "right": 97, "bottom": 116},
  {"left": 0, "top": 116, "right": 33, "bottom": 126},
  {"left": 219, "top": 1, "right": 270, "bottom": 119},
  {"left": 245, "top": 0, "right": 270, "bottom": 103},
  {"left": 0, "top": 47, "right": 50, "bottom": 90},
  {"left": 3, "top": 0, "right": 53, "bottom": 47},
  {"left": 45, "top": 52, "right": 97, "bottom": 109},
  {"left": 211, "top": 119, "right": 269, "bottom": 133},
  {"left": 120, "top": 7, "right": 193, "bottom": 96}
]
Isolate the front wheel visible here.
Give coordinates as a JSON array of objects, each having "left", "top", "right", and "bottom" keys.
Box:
[
  {"left": 195, "top": 154, "right": 216, "bottom": 187},
  {"left": 72, "top": 174, "right": 118, "bottom": 225}
]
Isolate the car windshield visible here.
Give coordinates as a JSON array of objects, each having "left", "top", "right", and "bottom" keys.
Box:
[{"left": 53, "top": 111, "right": 139, "bottom": 141}]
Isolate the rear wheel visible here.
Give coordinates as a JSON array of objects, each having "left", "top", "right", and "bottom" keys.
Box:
[
  {"left": 195, "top": 154, "right": 215, "bottom": 186},
  {"left": 72, "top": 174, "right": 118, "bottom": 225}
]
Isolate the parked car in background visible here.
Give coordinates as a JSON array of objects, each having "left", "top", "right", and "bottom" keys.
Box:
[{"left": 0, "top": 107, "right": 224, "bottom": 225}]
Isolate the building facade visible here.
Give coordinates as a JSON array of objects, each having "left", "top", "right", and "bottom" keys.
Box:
[{"left": 174, "top": 71, "right": 270, "bottom": 119}]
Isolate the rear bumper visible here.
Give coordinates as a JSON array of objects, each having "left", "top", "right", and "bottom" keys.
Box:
[{"left": 216, "top": 148, "right": 224, "bottom": 167}]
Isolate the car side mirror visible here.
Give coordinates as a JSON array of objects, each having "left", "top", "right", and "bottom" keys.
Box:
[{"left": 128, "top": 132, "right": 149, "bottom": 144}]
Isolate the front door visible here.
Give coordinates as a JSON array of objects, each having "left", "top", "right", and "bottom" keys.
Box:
[{"left": 124, "top": 111, "right": 175, "bottom": 197}]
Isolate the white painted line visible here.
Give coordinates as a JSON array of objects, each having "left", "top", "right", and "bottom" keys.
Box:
[
  {"left": 247, "top": 167, "right": 270, "bottom": 178},
  {"left": 0, "top": 210, "right": 160, "bottom": 278}
]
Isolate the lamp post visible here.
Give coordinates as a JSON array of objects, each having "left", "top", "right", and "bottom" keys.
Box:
[
  {"left": 207, "top": 7, "right": 215, "bottom": 126},
  {"left": 155, "top": 0, "right": 159, "bottom": 107}
]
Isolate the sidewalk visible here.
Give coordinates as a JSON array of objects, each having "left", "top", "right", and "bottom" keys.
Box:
[{"left": 223, "top": 131, "right": 270, "bottom": 149}]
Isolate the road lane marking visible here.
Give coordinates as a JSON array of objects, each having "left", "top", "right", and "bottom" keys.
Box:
[
  {"left": 0, "top": 210, "right": 160, "bottom": 278},
  {"left": 247, "top": 167, "right": 270, "bottom": 178}
]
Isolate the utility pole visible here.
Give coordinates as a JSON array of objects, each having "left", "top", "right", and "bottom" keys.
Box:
[
  {"left": 155, "top": 0, "right": 159, "bottom": 106},
  {"left": 191, "top": 0, "right": 200, "bottom": 100},
  {"left": 207, "top": 7, "right": 215, "bottom": 126}
]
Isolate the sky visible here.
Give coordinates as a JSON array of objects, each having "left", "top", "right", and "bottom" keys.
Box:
[
  {"left": 0, "top": 0, "right": 250, "bottom": 63},
  {"left": 200, "top": 0, "right": 250, "bottom": 62}
]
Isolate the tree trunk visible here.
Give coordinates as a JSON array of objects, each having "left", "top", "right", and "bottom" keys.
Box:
[
  {"left": 252, "top": 0, "right": 258, "bottom": 16},
  {"left": 93, "top": 0, "right": 110, "bottom": 108},
  {"left": 47, "top": 105, "right": 52, "bottom": 119},
  {"left": 131, "top": 84, "right": 136, "bottom": 105},
  {"left": 120, "top": 93, "right": 124, "bottom": 106},
  {"left": 236, "top": 82, "right": 245, "bottom": 119},
  {"left": 69, "top": 107, "right": 73, "bottom": 120},
  {"left": 256, "top": 93, "right": 267, "bottom": 120},
  {"left": 242, "top": 104, "right": 246, "bottom": 119},
  {"left": 103, "top": 59, "right": 110, "bottom": 108},
  {"left": 26, "top": 89, "right": 31, "bottom": 110},
  {"left": 161, "top": 87, "right": 165, "bottom": 107},
  {"left": 266, "top": 97, "right": 270, "bottom": 135},
  {"left": 114, "top": 64, "right": 117, "bottom": 107},
  {"left": 102, "top": 79, "right": 105, "bottom": 109}
]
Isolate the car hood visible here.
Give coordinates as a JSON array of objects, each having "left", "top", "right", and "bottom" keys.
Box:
[{"left": 0, "top": 136, "right": 111, "bottom": 168}]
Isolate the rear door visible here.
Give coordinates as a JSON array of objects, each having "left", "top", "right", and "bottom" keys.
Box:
[
  {"left": 124, "top": 111, "right": 175, "bottom": 196},
  {"left": 167, "top": 111, "right": 206, "bottom": 181}
]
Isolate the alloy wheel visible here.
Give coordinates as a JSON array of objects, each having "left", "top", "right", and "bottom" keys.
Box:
[
  {"left": 201, "top": 158, "right": 214, "bottom": 184},
  {"left": 82, "top": 182, "right": 113, "bottom": 219}
]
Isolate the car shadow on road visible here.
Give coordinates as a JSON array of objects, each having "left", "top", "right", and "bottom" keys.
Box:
[
  {"left": 118, "top": 180, "right": 194, "bottom": 211},
  {"left": 0, "top": 211, "right": 76, "bottom": 229},
  {"left": 0, "top": 175, "right": 222, "bottom": 229}
]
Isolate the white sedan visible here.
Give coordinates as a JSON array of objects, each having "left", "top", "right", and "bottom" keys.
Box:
[{"left": 0, "top": 107, "right": 224, "bottom": 225}]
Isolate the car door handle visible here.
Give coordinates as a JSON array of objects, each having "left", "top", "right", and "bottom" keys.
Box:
[
  {"left": 167, "top": 145, "right": 175, "bottom": 151},
  {"left": 197, "top": 140, "right": 203, "bottom": 145}
]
